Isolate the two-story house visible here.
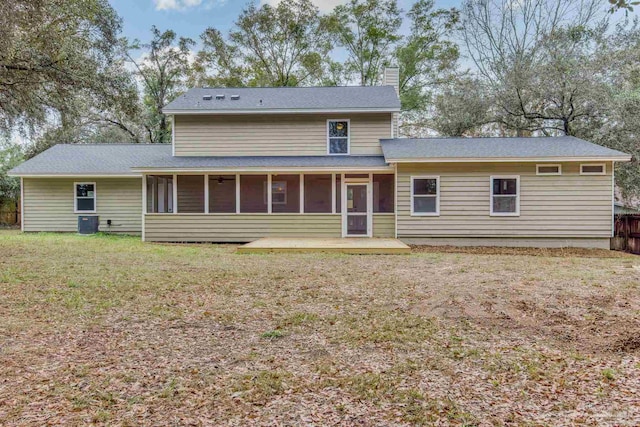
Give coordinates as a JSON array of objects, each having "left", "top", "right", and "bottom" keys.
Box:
[{"left": 10, "top": 67, "right": 631, "bottom": 248}]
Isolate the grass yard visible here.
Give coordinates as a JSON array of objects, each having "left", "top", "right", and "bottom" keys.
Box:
[{"left": 1, "top": 231, "right": 639, "bottom": 426}]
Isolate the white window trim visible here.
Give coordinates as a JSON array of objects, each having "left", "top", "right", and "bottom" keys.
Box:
[
  {"left": 264, "top": 179, "right": 287, "bottom": 205},
  {"left": 410, "top": 176, "right": 440, "bottom": 216},
  {"left": 272, "top": 180, "right": 287, "bottom": 205},
  {"left": 74, "top": 182, "right": 97, "bottom": 214},
  {"left": 327, "top": 119, "right": 350, "bottom": 156},
  {"left": 580, "top": 163, "right": 606, "bottom": 175},
  {"left": 536, "top": 164, "right": 562, "bottom": 176},
  {"left": 490, "top": 175, "right": 520, "bottom": 217}
]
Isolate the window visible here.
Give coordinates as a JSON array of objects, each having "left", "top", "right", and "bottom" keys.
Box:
[
  {"left": 271, "top": 181, "right": 287, "bottom": 204},
  {"left": 580, "top": 163, "right": 606, "bottom": 175},
  {"left": 490, "top": 176, "right": 519, "bottom": 216},
  {"left": 304, "top": 174, "right": 332, "bottom": 213},
  {"left": 75, "top": 182, "right": 96, "bottom": 213},
  {"left": 209, "top": 175, "right": 236, "bottom": 213},
  {"left": 327, "top": 119, "right": 349, "bottom": 155},
  {"left": 373, "top": 174, "right": 394, "bottom": 213},
  {"left": 270, "top": 175, "right": 300, "bottom": 213},
  {"left": 536, "top": 164, "right": 561, "bottom": 176},
  {"left": 411, "top": 177, "right": 439, "bottom": 216}
]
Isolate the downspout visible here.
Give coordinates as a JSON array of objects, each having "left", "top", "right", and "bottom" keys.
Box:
[
  {"left": 20, "top": 177, "right": 24, "bottom": 232},
  {"left": 141, "top": 174, "right": 146, "bottom": 242},
  {"left": 394, "top": 162, "right": 398, "bottom": 239},
  {"left": 611, "top": 161, "right": 615, "bottom": 238}
]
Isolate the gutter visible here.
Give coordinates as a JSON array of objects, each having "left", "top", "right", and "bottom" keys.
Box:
[
  {"left": 384, "top": 156, "right": 632, "bottom": 163},
  {"left": 130, "top": 165, "right": 394, "bottom": 174},
  {"left": 163, "top": 107, "right": 401, "bottom": 115},
  {"left": 9, "top": 173, "right": 142, "bottom": 178}
]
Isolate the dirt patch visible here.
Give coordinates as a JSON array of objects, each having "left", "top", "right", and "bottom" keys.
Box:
[{"left": 410, "top": 244, "right": 636, "bottom": 258}]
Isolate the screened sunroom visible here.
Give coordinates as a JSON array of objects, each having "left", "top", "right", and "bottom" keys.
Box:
[{"left": 142, "top": 172, "right": 395, "bottom": 242}]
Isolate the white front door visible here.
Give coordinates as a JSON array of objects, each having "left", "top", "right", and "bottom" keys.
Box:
[{"left": 342, "top": 181, "right": 372, "bottom": 237}]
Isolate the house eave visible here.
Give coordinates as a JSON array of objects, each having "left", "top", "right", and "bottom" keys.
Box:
[
  {"left": 162, "top": 107, "right": 400, "bottom": 115},
  {"left": 386, "top": 156, "right": 632, "bottom": 163},
  {"left": 9, "top": 173, "right": 142, "bottom": 178},
  {"left": 131, "top": 165, "right": 394, "bottom": 173}
]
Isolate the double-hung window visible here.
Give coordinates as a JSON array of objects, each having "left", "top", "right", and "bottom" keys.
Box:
[
  {"left": 75, "top": 182, "right": 96, "bottom": 213},
  {"left": 327, "top": 119, "right": 350, "bottom": 155},
  {"left": 411, "top": 176, "right": 439, "bottom": 216},
  {"left": 490, "top": 176, "right": 519, "bottom": 216},
  {"left": 271, "top": 181, "right": 287, "bottom": 205}
]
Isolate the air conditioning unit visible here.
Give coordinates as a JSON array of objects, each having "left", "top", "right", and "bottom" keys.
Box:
[{"left": 78, "top": 216, "right": 99, "bottom": 234}]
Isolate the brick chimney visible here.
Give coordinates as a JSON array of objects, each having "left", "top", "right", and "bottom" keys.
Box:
[{"left": 382, "top": 66, "right": 400, "bottom": 137}]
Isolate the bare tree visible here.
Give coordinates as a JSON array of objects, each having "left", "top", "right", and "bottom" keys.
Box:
[
  {"left": 461, "top": 0, "right": 603, "bottom": 84},
  {"left": 460, "top": 0, "right": 610, "bottom": 135}
]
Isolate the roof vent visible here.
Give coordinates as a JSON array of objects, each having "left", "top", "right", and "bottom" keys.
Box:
[
  {"left": 202, "top": 95, "right": 212, "bottom": 100},
  {"left": 230, "top": 94, "right": 240, "bottom": 100},
  {"left": 259, "top": 99, "right": 263, "bottom": 106},
  {"left": 215, "top": 94, "right": 225, "bottom": 100}
]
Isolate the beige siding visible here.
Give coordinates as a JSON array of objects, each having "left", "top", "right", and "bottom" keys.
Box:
[
  {"left": 373, "top": 214, "right": 395, "bottom": 238},
  {"left": 174, "top": 113, "right": 392, "bottom": 156},
  {"left": 23, "top": 178, "right": 142, "bottom": 234},
  {"left": 144, "top": 214, "right": 342, "bottom": 242},
  {"left": 397, "top": 162, "right": 613, "bottom": 239},
  {"left": 145, "top": 213, "right": 394, "bottom": 241}
]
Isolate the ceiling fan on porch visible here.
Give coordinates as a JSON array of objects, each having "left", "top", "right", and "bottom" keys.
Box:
[{"left": 213, "top": 176, "right": 235, "bottom": 184}]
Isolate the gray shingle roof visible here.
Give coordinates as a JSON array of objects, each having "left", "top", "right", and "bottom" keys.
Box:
[
  {"left": 9, "top": 144, "right": 173, "bottom": 176},
  {"left": 380, "top": 136, "right": 631, "bottom": 161},
  {"left": 131, "top": 155, "right": 388, "bottom": 170},
  {"left": 163, "top": 86, "right": 401, "bottom": 113},
  {"left": 10, "top": 136, "right": 630, "bottom": 176},
  {"left": 9, "top": 144, "right": 389, "bottom": 176}
]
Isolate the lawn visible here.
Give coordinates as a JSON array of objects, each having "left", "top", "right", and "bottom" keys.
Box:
[{"left": 0, "top": 231, "right": 639, "bottom": 426}]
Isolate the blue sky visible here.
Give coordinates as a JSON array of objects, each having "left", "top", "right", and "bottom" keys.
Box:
[{"left": 109, "top": 0, "right": 463, "bottom": 43}]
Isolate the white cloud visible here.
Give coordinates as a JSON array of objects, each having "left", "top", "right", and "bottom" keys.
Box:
[
  {"left": 259, "top": 0, "right": 347, "bottom": 12},
  {"left": 153, "top": 0, "right": 203, "bottom": 11}
]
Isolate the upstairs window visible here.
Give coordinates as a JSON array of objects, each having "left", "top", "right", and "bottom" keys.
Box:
[
  {"left": 327, "top": 119, "right": 350, "bottom": 155},
  {"left": 490, "top": 176, "right": 519, "bottom": 216},
  {"left": 75, "top": 182, "right": 96, "bottom": 213}
]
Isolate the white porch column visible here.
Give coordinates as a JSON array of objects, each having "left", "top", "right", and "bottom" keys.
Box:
[
  {"left": 299, "top": 173, "right": 304, "bottom": 213},
  {"left": 173, "top": 174, "right": 178, "bottom": 214},
  {"left": 331, "top": 173, "right": 336, "bottom": 214},
  {"left": 235, "top": 174, "right": 240, "bottom": 214},
  {"left": 267, "top": 174, "right": 272, "bottom": 214},
  {"left": 204, "top": 174, "right": 209, "bottom": 214}
]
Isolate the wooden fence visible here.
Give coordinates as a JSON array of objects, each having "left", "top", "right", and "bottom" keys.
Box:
[
  {"left": 612, "top": 214, "right": 640, "bottom": 254},
  {"left": 0, "top": 200, "right": 19, "bottom": 225}
]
